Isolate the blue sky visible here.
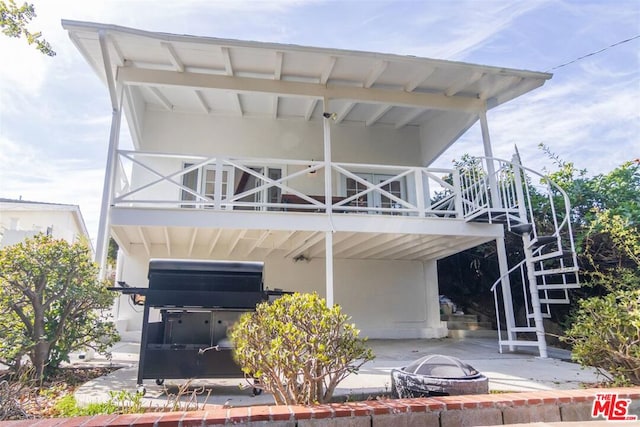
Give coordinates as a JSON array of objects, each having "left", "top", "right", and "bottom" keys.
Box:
[{"left": 0, "top": 0, "right": 638, "bottom": 242}]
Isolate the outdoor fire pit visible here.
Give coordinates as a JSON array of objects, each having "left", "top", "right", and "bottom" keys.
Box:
[{"left": 391, "top": 354, "right": 488, "bottom": 398}]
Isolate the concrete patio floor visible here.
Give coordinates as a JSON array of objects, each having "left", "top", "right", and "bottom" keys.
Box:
[{"left": 70, "top": 337, "right": 604, "bottom": 408}]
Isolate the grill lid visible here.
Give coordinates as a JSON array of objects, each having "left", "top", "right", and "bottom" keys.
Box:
[{"left": 402, "top": 354, "right": 481, "bottom": 379}]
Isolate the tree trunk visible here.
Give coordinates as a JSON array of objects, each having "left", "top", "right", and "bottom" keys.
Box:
[{"left": 31, "top": 303, "right": 49, "bottom": 382}]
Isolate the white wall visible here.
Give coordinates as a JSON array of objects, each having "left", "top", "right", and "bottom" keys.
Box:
[
  {"left": 141, "top": 111, "right": 421, "bottom": 165},
  {"left": 114, "top": 246, "right": 447, "bottom": 340},
  {"left": 0, "top": 208, "right": 85, "bottom": 247}
]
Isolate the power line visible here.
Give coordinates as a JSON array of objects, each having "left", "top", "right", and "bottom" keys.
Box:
[{"left": 546, "top": 34, "right": 640, "bottom": 72}]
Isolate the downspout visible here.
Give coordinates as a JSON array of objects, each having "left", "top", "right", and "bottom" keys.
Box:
[
  {"left": 95, "top": 30, "right": 123, "bottom": 279},
  {"left": 322, "top": 98, "right": 334, "bottom": 307}
]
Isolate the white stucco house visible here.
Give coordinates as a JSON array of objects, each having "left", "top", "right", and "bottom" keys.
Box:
[
  {"left": 0, "top": 198, "right": 91, "bottom": 249},
  {"left": 63, "top": 21, "right": 579, "bottom": 357}
]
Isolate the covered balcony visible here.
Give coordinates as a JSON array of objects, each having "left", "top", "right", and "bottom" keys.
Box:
[{"left": 108, "top": 150, "right": 505, "bottom": 263}]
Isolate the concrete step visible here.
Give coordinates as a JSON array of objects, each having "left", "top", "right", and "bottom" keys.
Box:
[
  {"left": 447, "top": 329, "right": 498, "bottom": 339},
  {"left": 447, "top": 320, "right": 494, "bottom": 330},
  {"left": 441, "top": 314, "right": 479, "bottom": 322}
]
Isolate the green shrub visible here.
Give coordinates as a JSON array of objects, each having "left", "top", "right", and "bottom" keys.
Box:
[
  {"left": 229, "top": 292, "right": 374, "bottom": 405},
  {"left": 0, "top": 234, "right": 119, "bottom": 381},
  {"left": 562, "top": 289, "right": 640, "bottom": 385}
]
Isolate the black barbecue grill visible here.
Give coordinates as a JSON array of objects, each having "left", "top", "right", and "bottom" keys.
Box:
[{"left": 110, "top": 259, "right": 283, "bottom": 394}]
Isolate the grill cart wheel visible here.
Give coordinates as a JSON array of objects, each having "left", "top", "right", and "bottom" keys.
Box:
[{"left": 155, "top": 378, "right": 165, "bottom": 386}]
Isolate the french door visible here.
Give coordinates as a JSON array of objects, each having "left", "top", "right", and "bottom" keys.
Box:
[{"left": 345, "top": 173, "right": 405, "bottom": 213}]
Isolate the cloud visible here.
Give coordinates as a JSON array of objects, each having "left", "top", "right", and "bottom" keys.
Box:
[{"left": 0, "top": 136, "right": 104, "bottom": 242}]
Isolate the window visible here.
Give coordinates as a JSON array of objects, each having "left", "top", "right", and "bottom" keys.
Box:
[
  {"left": 181, "top": 163, "right": 281, "bottom": 210},
  {"left": 180, "top": 163, "right": 235, "bottom": 209},
  {"left": 344, "top": 173, "right": 406, "bottom": 214}
]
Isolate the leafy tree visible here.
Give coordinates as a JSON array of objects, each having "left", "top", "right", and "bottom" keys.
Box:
[
  {"left": 0, "top": 0, "right": 55, "bottom": 56},
  {"left": 563, "top": 289, "right": 640, "bottom": 385},
  {"left": 0, "top": 234, "right": 118, "bottom": 381},
  {"left": 229, "top": 292, "right": 374, "bottom": 405}
]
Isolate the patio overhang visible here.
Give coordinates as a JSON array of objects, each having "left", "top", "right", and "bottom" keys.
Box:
[{"left": 109, "top": 208, "right": 503, "bottom": 262}]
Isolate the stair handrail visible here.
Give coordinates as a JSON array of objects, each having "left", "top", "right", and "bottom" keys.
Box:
[{"left": 471, "top": 156, "right": 576, "bottom": 251}]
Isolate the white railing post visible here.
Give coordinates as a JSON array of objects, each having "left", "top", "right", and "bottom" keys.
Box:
[
  {"left": 414, "top": 168, "right": 426, "bottom": 217},
  {"left": 214, "top": 157, "right": 223, "bottom": 210},
  {"left": 479, "top": 109, "right": 502, "bottom": 209},
  {"left": 452, "top": 169, "right": 463, "bottom": 218},
  {"left": 511, "top": 153, "right": 529, "bottom": 224}
]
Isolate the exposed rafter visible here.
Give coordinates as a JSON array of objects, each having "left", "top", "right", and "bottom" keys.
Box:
[
  {"left": 404, "top": 67, "right": 436, "bottom": 92},
  {"left": 187, "top": 228, "right": 198, "bottom": 256},
  {"left": 194, "top": 90, "right": 211, "bottom": 113},
  {"left": 148, "top": 86, "right": 173, "bottom": 110},
  {"left": 221, "top": 47, "right": 234, "bottom": 75},
  {"left": 220, "top": 46, "right": 243, "bottom": 116},
  {"left": 108, "top": 35, "right": 125, "bottom": 67},
  {"left": 445, "top": 71, "right": 484, "bottom": 97},
  {"left": 265, "top": 230, "right": 297, "bottom": 256},
  {"left": 365, "top": 104, "right": 392, "bottom": 126},
  {"left": 364, "top": 60, "right": 388, "bottom": 88},
  {"left": 479, "top": 76, "right": 521, "bottom": 101},
  {"left": 228, "top": 229, "right": 247, "bottom": 256},
  {"left": 248, "top": 230, "right": 271, "bottom": 255},
  {"left": 208, "top": 229, "right": 222, "bottom": 255},
  {"left": 284, "top": 231, "right": 324, "bottom": 258},
  {"left": 304, "top": 99, "right": 317, "bottom": 120},
  {"left": 163, "top": 227, "right": 171, "bottom": 256},
  {"left": 161, "top": 41, "right": 185, "bottom": 72},
  {"left": 321, "top": 56, "right": 337, "bottom": 84},
  {"left": 272, "top": 51, "right": 283, "bottom": 119},
  {"left": 138, "top": 227, "right": 151, "bottom": 256},
  {"left": 394, "top": 108, "right": 425, "bottom": 129},
  {"left": 335, "top": 102, "right": 355, "bottom": 123}
]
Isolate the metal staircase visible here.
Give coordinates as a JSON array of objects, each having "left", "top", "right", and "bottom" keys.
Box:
[{"left": 458, "top": 153, "right": 579, "bottom": 358}]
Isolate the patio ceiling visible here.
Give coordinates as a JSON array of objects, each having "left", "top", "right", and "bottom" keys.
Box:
[
  {"left": 62, "top": 20, "right": 551, "bottom": 159},
  {"left": 111, "top": 224, "right": 494, "bottom": 263}
]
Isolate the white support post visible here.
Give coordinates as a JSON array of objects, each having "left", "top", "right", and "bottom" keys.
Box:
[
  {"left": 479, "top": 107, "right": 501, "bottom": 209},
  {"left": 522, "top": 233, "right": 548, "bottom": 358},
  {"left": 322, "top": 98, "right": 333, "bottom": 215},
  {"left": 496, "top": 237, "right": 517, "bottom": 350},
  {"left": 96, "top": 106, "right": 122, "bottom": 278},
  {"left": 96, "top": 30, "right": 123, "bottom": 278},
  {"left": 322, "top": 98, "right": 334, "bottom": 307},
  {"left": 423, "top": 260, "right": 442, "bottom": 334},
  {"left": 325, "top": 231, "right": 334, "bottom": 307}
]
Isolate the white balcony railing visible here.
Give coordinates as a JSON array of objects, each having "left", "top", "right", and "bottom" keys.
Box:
[{"left": 113, "top": 151, "right": 462, "bottom": 218}]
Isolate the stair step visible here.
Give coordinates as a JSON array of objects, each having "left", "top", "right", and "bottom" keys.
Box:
[
  {"left": 448, "top": 329, "right": 498, "bottom": 339},
  {"left": 441, "top": 314, "right": 479, "bottom": 322},
  {"left": 447, "top": 321, "right": 493, "bottom": 331},
  {"left": 530, "top": 250, "right": 574, "bottom": 263},
  {"left": 533, "top": 266, "right": 579, "bottom": 276},
  {"left": 498, "top": 339, "right": 540, "bottom": 347},
  {"left": 510, "top": 223, "right": 533, "bottom": 234},
  {"left": 539, "top": 298, "right": 570, "bottom": 304},
  {"left": 529, "top": 235, "right": 557, "bottom": 249},
  {"left": 536, "top": 283, "right": 580, "bottom": 290},
  {"left": 525, "top": 313, "right": 552, "bottom": 319},
  {"left": 511, "top": 326, "right": 537, "bottom": 332}
]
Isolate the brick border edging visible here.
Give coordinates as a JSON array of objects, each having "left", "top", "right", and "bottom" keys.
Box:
[{"left": 2, "top": 386, "right": 638, "bottom": 426}]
